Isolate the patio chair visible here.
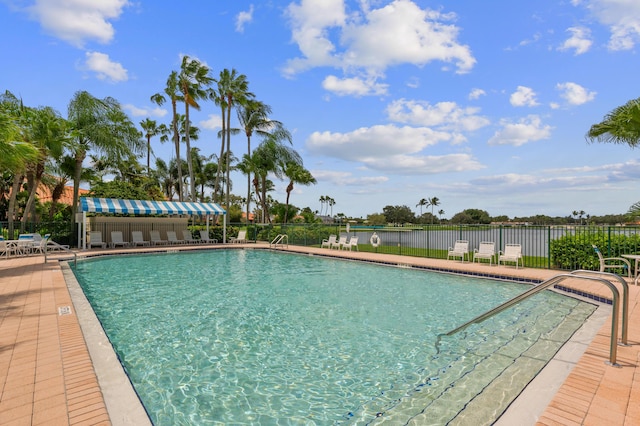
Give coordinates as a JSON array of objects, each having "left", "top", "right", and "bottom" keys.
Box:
[
  {"left": 150, "top": 230, "right": 168, "bottom": 246},
  {"left": 230, "top": 230, "right": 247, "bottom": 244},
  {"left": 110, "top": 231, "right": 129, "bottom": 248},
  {"left": 473, "top": 241, "right": 496, "bottom": 265},
  {"left": 166, "top": 231, "right": 186, "bottom": 245},
  {"left": 131, "top": 231, "right": 150, "bottom": 247},
  {"left": 592, "top": 245, "right": 631, "bottom": 278},
  {"left": 331, "top": 236, "right": 347, "bottom": 250},
  {"left": 199, "top": 230, "right": 218, "bottom": 244},
  {"left": 0, "top": 240, "right": 18, "bottom": 258},
  {"left": 341, "top": 236, "right": 359, "bottom": 251},
  {"left": 89, "top": 231, "right": 107, "bottom": 249},
  {"left": 498, "top": 244, "right": 523, "bottom": 268},
  {"left": 447, "top": 240, "right": 469, "bottom": 262},
  {"left": 182, "top": 230, "right": 202, "bottom": 244},
  {"left": 321, "top": 234, "right": 337, "bottom": 249}
]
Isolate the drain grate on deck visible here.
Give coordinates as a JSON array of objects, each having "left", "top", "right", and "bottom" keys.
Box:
[{"left": 58, "top": 306, "right": 72, "bottom": 316}]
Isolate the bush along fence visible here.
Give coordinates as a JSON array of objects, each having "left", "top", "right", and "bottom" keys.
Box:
[{"left": 250, "top": 223, "right": 640, "bottom": 272}]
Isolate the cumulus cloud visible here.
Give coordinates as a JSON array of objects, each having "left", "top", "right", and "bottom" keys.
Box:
[
  {"left": 27, "top": 0, "right": 129, "bottom": 47},
  {"left": 200, "top": 114, "right": 223, "bottom": 131},
  {"left": 123, "top": 104, "right": 167, "bottom": 118},
  {"left": 468, "top": 88, "right": 486, "bottom": 100},
  {"left": 322, "top": 75, "right": 388, "bottom": 96},
  {"left": 559, "top": 26, "right": 593, "bottom": 54},
  {"left": 488, "top": 115, "right": 553, "bottom": 146},
  {"left": 386, "top": 99, "right": 490, "bottom": 133},
  {"left": 83, "top": 51, "right": 128, "bottom": 82},
  {"left": 556, "top": 82, "right": 596, "bottom": 105},
  {"left": 510, "top": 86, "right": 539, "bottom": 107},
  {"left": 311, "top": 169, "right": 389, "bottom": 186},
  {"left": 283, "top": 0, "right": 475, "bottom": 82},
  {"left": 236, "top": 5, "right": 254, "bottom": 33},
  {"left": 305, "top": 123, "right": 484, "bottom": 174},
  {"left": 576, "top": 0, "right": 640, "bottom": 50}
]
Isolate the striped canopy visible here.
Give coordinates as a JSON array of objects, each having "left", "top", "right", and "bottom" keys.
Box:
[{"left": 80, "top": 197, "right": 226, "bottom": 216}]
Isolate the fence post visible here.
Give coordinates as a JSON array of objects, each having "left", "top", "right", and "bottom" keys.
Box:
[{"left": 547, "top": 226, "right": 551, "bottom": 269}]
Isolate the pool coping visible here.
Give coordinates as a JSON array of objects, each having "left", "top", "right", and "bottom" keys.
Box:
[{"left": 61, "top": 245, "right": 614, "bottom": 425}]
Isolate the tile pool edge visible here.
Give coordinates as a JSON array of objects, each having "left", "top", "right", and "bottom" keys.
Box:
[{"left": 61, "top": 263, "right": 152, "bottom": 426}]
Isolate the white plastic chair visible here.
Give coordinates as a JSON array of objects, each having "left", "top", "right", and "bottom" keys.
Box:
[
  {"left": 89, "top": 231, "right": 107, "bottom": 249},
  {"left": 498, "top": 244, "right": 524, "bottom": 268},
  {"left": 473, "top": 241, "right": 496, "bottom": 265},
  {"left": 110, "top": 231, "right": 129, "bottom": 248},
  {"left": 592, "top": 245, "right": 631, "bottom": 277},
  {"left": 341, "top": 236, "right": 359, "bottom": 251},
  {"left": 199, "top": 230, "right": 218, "bottom": 244},
  {"left": 230, "top": 230, "right": 247, "bottom": 244},
  {"left": 321, "top": 235, "right": 337, "bottom": 249},
  {"left": 150, "top": 230, "right": 168, "bottom": 245},
  {"left": 447, "top": 240, "right": 469, "bottom": 262},
  {"left": 331, "top": 236, "right": 347, "bottom": 250},
  {"left": 131, "top": 231, "right": 150, "bottom": 247},
  {"left": 182, "top": 230, "right": 202, "bottom": 244},
  {"left": 166, "top": 231, "right": 186, "bottom": 245}
]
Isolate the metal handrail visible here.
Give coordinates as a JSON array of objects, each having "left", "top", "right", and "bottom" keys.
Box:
[
  {"left": 442, "top": 272, "right": 623, "bottom": 366},
  {"left": 270, "top": 234, "right": 288, "bottom": 248},
  {"left": 44, "top": 242, "right": 77, "bottom": 267}
]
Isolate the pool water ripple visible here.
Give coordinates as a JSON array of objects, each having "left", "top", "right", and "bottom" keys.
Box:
[{"left": 72, "top": 250, "right": 596, "bottom": 425}]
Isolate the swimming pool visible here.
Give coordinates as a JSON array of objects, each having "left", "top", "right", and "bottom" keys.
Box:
[{"left": 71, "top": 249, "right": 597, "bottom": 425}]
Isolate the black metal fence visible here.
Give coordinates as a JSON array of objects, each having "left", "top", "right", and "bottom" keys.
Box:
[{"left": 5, "top": 221, "right": 640, "bottom": 271}]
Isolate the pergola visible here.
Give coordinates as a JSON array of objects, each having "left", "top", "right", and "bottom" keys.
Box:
[{"left": 78, "top": 197, "right": 227, "bottom": 249}]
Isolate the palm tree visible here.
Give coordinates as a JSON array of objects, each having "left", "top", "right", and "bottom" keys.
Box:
[
  {"left": 21, "top": 106, "right": 69, "bottom": 226},
  {"left": 151, "top": 71, "right": 185, "bottom": 200},
  {"left": 587, "top": 97, "right": 640, "bottom": 146},
  {"left": 67, "top": 91, "right": 142, "bottom": 226},
  {"left": 428, "top": 197, "right": 440, "bottom": 223},
  {"left": 236, "top": 100, "right": 290, "bottom": 228},
  {"left": 140, "top": 118, "right": 160, "bottom": 175},
  {"left": 438, "top": 209, "right": 445, "bottom": 222},
  {"left": 319, "top": 195, "right": 326, "bottom": 216},
  {"left": 178, "top": 56, "right": 213, "bottom": 200},
  {"left": 282, "top": 162, "right": 316, "bottom": 223},
  {"left": 416, "top": 198, "right": 427, "bottom": 216},
  {"left": 328, "top": 197, "right": 335, "bottom": 217},
  {"left": 212, "top": 68, "right": 254, "bottom": 212}
]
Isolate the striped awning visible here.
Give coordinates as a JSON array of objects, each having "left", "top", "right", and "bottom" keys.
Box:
[{"left": 80, "top": 197, "right": 226, "bottom": 216}]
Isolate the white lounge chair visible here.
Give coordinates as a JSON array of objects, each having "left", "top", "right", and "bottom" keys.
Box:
[
  {"left": 150, "top": 230, "right": 168, "bottom": 246},
  {"left": 166, "top": 231, "right": 186, "bottom": 245},
  {"left": 321, "top": 235, "right": 337, "bottom": 249},
  {"left": 199, "top": 230, "right": 218, "bottom": 244},
  {"left": 89, "top": 231, "right": 107, "bottom": 249},
  {"left": 473, "top": 241, "right": 496, "bottom": 265},
  {"left": 0, "top": 239, "right": 18, "bottom": 258},
  {"left": 498, "top": 244, "right": 523, "bottom": 268},
  {"left": 592, "top": 245, "right": 631, "bottom": 277},
  {"left": 110, "top": 231, "right": 129, "bottom": 248},
  {"left": 447, "top": 240, "right": 469, "bottom": 262},
  {"left": 230, "top": 230, "right": 247, "bottom": 244},
  {"left": 341, "top": 236, "right": 359, "bottom": 251},
  {"left": 182, "top": 230, "right": 202, "bottom": 244},
  {"left": 331, "top": 236, "right": 347, "bottom": 250},
  {"left": 131, "top": 231, "right": 150, "bottom": 247}
]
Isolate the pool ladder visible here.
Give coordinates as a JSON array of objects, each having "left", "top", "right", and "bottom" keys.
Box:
[
  {"left": 442, "top": 270, "right": 629, "bottom": 367},
  {"left": 270, "top": 234, "right": 288, "bottom": 249}
]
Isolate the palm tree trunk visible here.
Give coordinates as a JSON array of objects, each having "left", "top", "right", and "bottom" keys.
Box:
[
  {"left": 225, "top": 95, "right": 232, "bottom": 215},
  {"left": 172, "top": 100, "right": 183, "bottom": 201},
  {"left": 7, "top": 173, "right": 23, "bottom": 238},
  {"left": 214, "top": 105, "right": 226, "bottom": 204},
  {"left": 185, "top": 102, "right": 196, "bottom": 201}
]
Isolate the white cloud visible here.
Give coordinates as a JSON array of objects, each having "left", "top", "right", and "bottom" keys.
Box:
[
  {"left": 577, "top": 0, "right": 640, "bottom": 50},
  {"left": 305, "top": 123, "right": 484, "bottom": 174},
  {"left": 468, "top": 88, "right": 486, "bottom": 100},
  {"left": 284, "top": 0, "right": 475, "bottom": 78},
  {"left": 386, "top": 99, "right": 490, "bottom": 133},
  {"left": 556, "top": 82, "right": 596, "bottom": 105},
  {"left": 27, "top": 0, "right": 129, "bottom": 48},
  {"left": 236, "top": 5, "right": 254, "bottom": 33},
  {"left": 510, "top": 86, "right": 539, "bottom": 107},
  {"left": 84, "top": 51, "right": 128, "bottom": 82},
  {"left": 311, "top": 169, "right": 389, "bottom": 186},
  {"left": 559, "top": 26, "right": 592, "bottom": 54},
  {"left": 123, "top": 104, "right": 167, "bottom": 118},
  {"left": 488, "top": 115, "right": 553, "bottom": 146},
  {"left": 200, "top": 114, "right": 223, "bottom": 131},
  {"left": 322, "top": 75, "right": 388, "bottom": 96}
]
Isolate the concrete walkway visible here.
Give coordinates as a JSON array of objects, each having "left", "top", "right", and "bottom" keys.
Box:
[{"left": 0, "top": 244, "right": 638, "bottom": 425}]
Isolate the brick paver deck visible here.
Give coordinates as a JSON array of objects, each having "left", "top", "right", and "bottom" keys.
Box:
[{"left": 0, "top": 243, "right": 638, "bottom": 425}]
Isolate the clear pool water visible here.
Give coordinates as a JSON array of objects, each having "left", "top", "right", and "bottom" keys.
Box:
[{"left": 71, "top": 250, "right": 596, "bottom": 425}]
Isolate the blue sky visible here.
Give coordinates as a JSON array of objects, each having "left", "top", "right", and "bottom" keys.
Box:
[{"left": 2, "top": 0, "right": 640, "bottom": 219}]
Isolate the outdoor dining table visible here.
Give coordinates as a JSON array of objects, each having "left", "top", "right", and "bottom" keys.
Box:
[{"left": 621, "top": 254, "right": 640, "bottom": 285}]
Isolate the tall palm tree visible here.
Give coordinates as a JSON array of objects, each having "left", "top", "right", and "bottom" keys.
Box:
[
  {"left": 587, "top": 97, "right": 640, "bottom": 146},
  {"left": 178, "top": 56, "right": 213, "bottom": 200},
  {"left": 151, "top": 71, "right": 185, "bottom": 200},
  {"left": 67, "top": 91, "right": 142, "bottom": 226},
  {"left": 140, "top": 118, "right": 160, "bottom": 175},
  {"left": 428, "top": 197, "right": 440, "bottom": 223},
  {"left": 212, "top": 68, "right": 254, "bottom": 212},
  {"left": 416, "top": 198, "right": 428, "bottom": 216},
  {"left": 282, "top": 162, "right": 316, "bottom": 223},
  {"left": 438, "top": 209, "right": 445, "bottom": 222},
  {"left": 236, "top": 100, "right": 291, "bottom": 225}
]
